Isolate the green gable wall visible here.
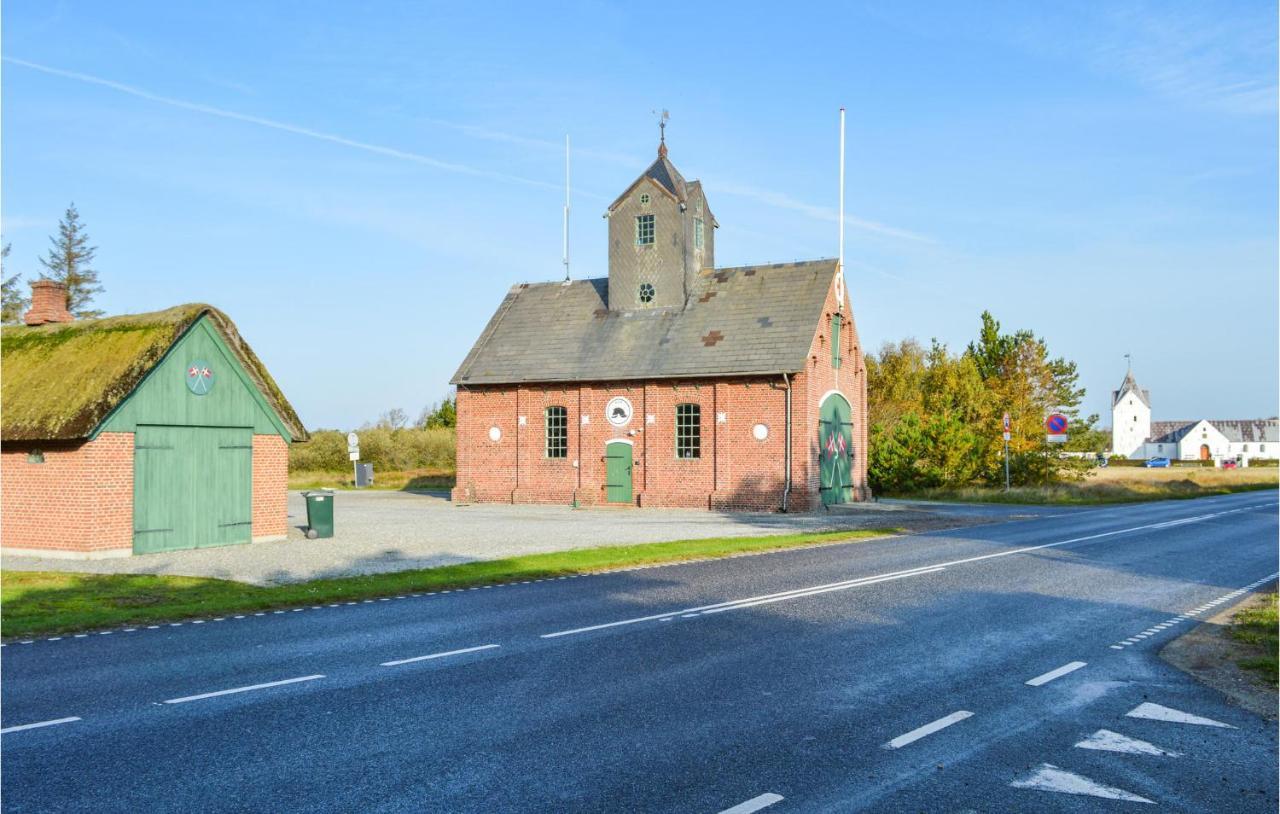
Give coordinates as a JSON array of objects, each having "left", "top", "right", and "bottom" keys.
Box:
[{"left": 97, "top": 315, "right": 292, "bottom": 440}]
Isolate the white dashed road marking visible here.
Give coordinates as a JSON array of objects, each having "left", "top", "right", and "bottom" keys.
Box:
[
  {"left": 883, "top": 710, "right": 973, "bottom": 749},
  {"left": 0, "top": 716, "right": 82, "bottom": 735},
  {"left": 1125, "top": 702, "right": 1234, "bottom": 728},
  {"left": 1025, "top": 661, "right": 1087, "bottom": 686},
  {"left": 1074, "top": 729, "right": 1181, "bottom": 757},
  {"left": 380, "top": 644, "right": 500, "bottom": 667},
  {"left": 1011, "top": 763, "right": 1153, "bottom": 804},
  {"left": 162, "top": 674, "right": 325, "bottom": 705},
  {"left": 716, "top": 792, "right": 785, "bottom": 814}
]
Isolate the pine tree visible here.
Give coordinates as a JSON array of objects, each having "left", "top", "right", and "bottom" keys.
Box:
[
  {"left": 1, "top": 243, "right": 28, "bottom": 324},
  {"left": 39, "top": 203, "right": 103, "bottom": 319}
]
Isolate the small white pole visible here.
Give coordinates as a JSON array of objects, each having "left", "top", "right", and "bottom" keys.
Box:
[
  {"left": 563, "top": 134, "right": 571, "bottom": 281},
  {"left": 837, "top": 107, "right": 846, "bottom": 312}
]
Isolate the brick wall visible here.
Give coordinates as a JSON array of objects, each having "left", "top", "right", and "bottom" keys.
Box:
[
  {"left": 252, "top": 433, "right": 288, "bottom": 540},
  {"left": 0, "top": 432, "right": 134, "bottom": 555},
  {"left": 454, "top": 375, "right": 800, "bottom": 511},
  {"left": 789, "top": 277, "right": 871, "bottom": 509}
]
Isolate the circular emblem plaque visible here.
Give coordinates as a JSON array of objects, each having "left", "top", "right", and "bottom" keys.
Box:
[
  {"left": 186, "top": 360, "right": 214, "bottom": 395},
  {"left": 605, "top": 396, "right": 633, "bottom": 427}
]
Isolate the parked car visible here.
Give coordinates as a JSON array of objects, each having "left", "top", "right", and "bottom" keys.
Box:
[
  {"left": 1095, "top": 454, "right": 1108, "bottom": 467},
  {"left": 1145, "top": 457, "right": 1171, "bottom": 468},
  {"left": 1222, "top": 460, "right": 1238, "bottom": 469}
]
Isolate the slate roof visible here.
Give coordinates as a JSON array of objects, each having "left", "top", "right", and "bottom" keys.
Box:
[
  {"left": 1146, "top": 419, "right": 1278, "bottom": 445},
  {"left": 1112, "top": 370, "right": 1150, "bottom": 408},
  {"left": 1, "top": 305, "right": 307, "bottom": 442},
  {"left": 1147, "top": 421, "right": 1196, "bottom": 444},
  {"left": 608, "top": 154, "right": 687, "bottom": 211},
  {"left": 451, "top": 259, "right": 838, "bottom": 386}
]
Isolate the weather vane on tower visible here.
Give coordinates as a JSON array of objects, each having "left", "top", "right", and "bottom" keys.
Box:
[{"left": 654, "top": 109, "right": 669, "bottom": 156}]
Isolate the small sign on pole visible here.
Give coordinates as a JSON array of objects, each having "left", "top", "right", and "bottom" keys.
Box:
[
  {"left": 1045, "top": 413, "right": 1069, "bottom": 444},
  {"left": 347, "top": 432, "right": 361, "bottom": 485},
  {"left": 349, "top": 452, "right": 360, "bottom": 461}
]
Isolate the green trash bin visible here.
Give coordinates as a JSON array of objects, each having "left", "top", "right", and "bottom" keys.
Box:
[{"left": 302, "top": 490, "right": 335, "bottom": 539}]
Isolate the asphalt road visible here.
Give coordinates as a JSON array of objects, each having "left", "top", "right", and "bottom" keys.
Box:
[{"left": 3, "top": 491, "right": 1277, "bottom": 813}]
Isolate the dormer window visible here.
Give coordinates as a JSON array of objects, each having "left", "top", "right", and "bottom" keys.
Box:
[{"left": 636, "top": 214, "right": 655, "bottom": 246}]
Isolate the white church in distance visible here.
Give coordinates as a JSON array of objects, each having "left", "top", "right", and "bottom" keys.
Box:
[{"left": 1111, "top": 369, "right": 1277, "bottom": 465}]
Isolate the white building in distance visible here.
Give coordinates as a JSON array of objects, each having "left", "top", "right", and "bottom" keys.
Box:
[{"left": 1110, "top": 369, "right": 1277, "bottom": 465}]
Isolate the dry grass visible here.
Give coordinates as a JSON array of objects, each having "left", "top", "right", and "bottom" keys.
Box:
[{"left": 904, "top": 465, "right": 1278, "bottom": 505}]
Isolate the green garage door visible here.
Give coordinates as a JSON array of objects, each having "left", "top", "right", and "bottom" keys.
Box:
[{"left": 134, "top": 425, "right": 253, "bottom": 553}]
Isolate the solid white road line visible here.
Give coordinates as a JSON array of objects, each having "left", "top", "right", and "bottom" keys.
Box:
[
  {"left": 1011, "top": 763, "right": 1153, "bottom": 803},
  {"left": 1025, "top": 661, "right": 1087, "bottom": 686},
  {"left": 163, "top": 674, "right": 325, "bottom": 705},
  {"left": 0, "top": 716, "right": 81, "bottom": 735},
  {"left": 542, "top": 566, "right": 946, "bottom": 638},
  {"left": 380, "top": 644, "right": 500, "bottom": 667},
  {"left": 1125, "top": 702, "right": 1234, "bottom": 728},
  {"left": 1075, "top": 729, "right": 1181, "bottom": 757},
  {"left": 883, "top": 710, "right": 973, "bottom": 749},
  {"left": 543, "top": 509, "right": 1244, "bottom": 639},
  {"left": 717, "top": 793, "right": 785, "bottom": 814}
]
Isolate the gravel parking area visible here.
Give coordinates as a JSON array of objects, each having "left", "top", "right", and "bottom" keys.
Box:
[{"left": 0, "top": 491, "right": 1029, "bottom": 585}]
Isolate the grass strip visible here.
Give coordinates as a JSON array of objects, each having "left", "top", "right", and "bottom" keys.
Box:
[
  {"left": 1231, "top": 592, "right": 1278, "bottom": 686},
  {"left": 887, "top": 479, "right": 1277, "bottom": 506},
  {"left": 0, "top": 528, "right": 899, "bottom": 639}
]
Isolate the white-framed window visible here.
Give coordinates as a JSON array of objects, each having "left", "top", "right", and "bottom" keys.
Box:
[
  {"left": 636, "top": 214, "right": 655, "bottom": 245},
  {"left": 545, "top": 406, "right": 568, "bottom": 458},
  {"left": 1261, "top": 444, "right": 1267, "bottom": 453},
  {"left": 676, "top": 404, "right": 701, "bottom": 459},
  {"left": 1243, "top": 444, "right": 1249, "bottom": 453},
  {"left": 694, "top": 218, "right": 704, "bottom": 249}
]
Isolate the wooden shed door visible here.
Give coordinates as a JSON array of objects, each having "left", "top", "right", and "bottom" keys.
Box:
[
  {"left": 134, "top": 425, "right": 253, "bottom": 553},
  {"left": 605, "top": 441, "right": 633, "bottom": 504},
  {"left": 819, "top": 394, "right": 854, "bottom": 506}
]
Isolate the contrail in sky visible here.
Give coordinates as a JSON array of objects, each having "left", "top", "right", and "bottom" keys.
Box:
[
  {"left": 3, "top": 56, "right": 562, "bottom": 193},
  {"left": 6, "top": 56, "right": 927, "bottom": 241}
]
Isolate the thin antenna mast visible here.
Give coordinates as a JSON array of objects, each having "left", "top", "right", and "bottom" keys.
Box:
[
  {"left": 563, "top": 134, "right": 571, "bottom": 281},
  {"left": 837, "top": 107, "right": 846, "bottom": 312}
]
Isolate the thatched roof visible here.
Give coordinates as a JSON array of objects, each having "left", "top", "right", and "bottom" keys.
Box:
[{"left": 1, "top": 304, "right": 307, "bottom": 442}]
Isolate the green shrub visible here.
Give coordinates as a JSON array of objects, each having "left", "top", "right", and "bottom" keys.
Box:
[
  {"left": 290, "top": 427, "right": 456, "bottom": 473},
  {"left": 1249, "top": 458, "right": 1279, "bottom": 468}
]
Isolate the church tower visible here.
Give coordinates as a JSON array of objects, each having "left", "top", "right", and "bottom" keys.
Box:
[
  {"left": 603, "top": 133, "right": 716, "bottom": 311},
  {"left": 1111, "top": 368, "right": 1151, "bottom": 458}
]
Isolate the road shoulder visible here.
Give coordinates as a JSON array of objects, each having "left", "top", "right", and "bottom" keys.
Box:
[{"left": 1160, "top": 582, "right": 1278, "bottom": 721}]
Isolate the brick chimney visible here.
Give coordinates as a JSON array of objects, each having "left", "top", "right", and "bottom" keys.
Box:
[{"left": 24, "top": 279, "right": 75, "bottom": 325}]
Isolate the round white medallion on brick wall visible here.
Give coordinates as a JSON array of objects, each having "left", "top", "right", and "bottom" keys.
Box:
[
  {"left": 488, "top": 426, "right": 502, "bottom": 442},
  {"left": 752, "top": 423, "right": 769, "bottom": 441}
]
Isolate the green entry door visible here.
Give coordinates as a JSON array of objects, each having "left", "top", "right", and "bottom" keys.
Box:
[
  {"left": 819, "top": 394, "right": 855, "bottom": 506},
  {"left": 134, "top": 425, "right": 253, "bottom": 553},
  {"left": 605, "top": 440, "right": 633, "bottom": 504}
]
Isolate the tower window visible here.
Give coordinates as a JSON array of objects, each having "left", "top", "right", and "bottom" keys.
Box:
[
  {"left": 636, "top": 214, "right": 655, "bottom": 245},
  {"left": 639, "top": 283, "right": 655, "bottom": 303},
  {"left": 545, "top": 407, "right": 568, "bottom": 458},
  {"left": 694, "top": 218, "right": 704, "bottom": 249},
  {"left": 831, "top": 315, "right": 842, "bottom": 369},
  {"left": 676, "top": 404, "right": 701, "bottom": 459}
]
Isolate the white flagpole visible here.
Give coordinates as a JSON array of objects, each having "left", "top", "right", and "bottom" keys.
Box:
[
  {"left": 563, "top": 134, "right": 571, "bottom": 281},
  {"left": 837, "top": 107, "right": 846, "bottom": 311}
]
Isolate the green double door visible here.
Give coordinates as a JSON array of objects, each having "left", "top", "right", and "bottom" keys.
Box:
[
  {"left": 605, "top": 441, "right": 633, "bottom": 504},
  {"left": 134, "top": 425, "right": 253, "bottom": 553},
  {"left": 819, "top": 395, "right": 854, "bottom": 506}
]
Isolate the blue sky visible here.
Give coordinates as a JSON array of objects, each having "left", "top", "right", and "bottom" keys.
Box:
[{"left": 3, "top": 1, "right": 1275, "bottom": 430}]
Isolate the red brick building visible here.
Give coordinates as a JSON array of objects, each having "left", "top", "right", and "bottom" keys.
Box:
[
  {"left": 452, "top": 142, "right": 869, "bottom": 511},
  {"left": 1, "top": 283, "right": 306, "bottom": 557}
]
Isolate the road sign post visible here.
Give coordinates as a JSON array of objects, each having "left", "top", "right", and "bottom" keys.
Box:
[
  {"left": 1002, "top": 412, "right": 1011, "bottom": 491},
  {"left": 347, "top": 432, "right": 360, "bottom": 487}
]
